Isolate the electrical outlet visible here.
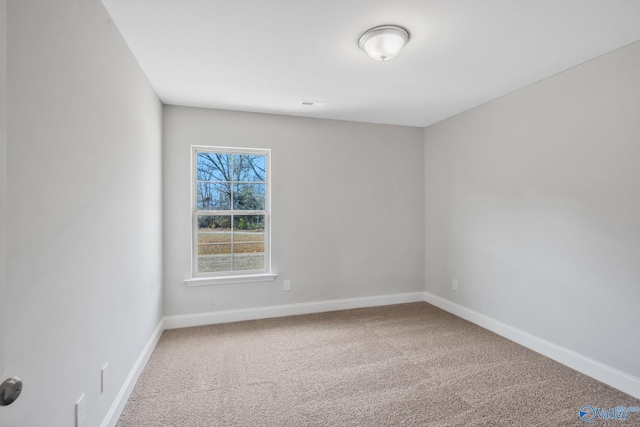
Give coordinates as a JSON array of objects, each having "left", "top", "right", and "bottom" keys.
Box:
[
  {"left": 452, "top": 279, "right": 459, "bottom": 291},
  {"left": 101, "top": 363, "right": 108, "bottom": 393},
  {"left": 76, "top": 394, "right": 86, "bottom": 427},
  {"left": 284, "top": 280, "right": 291, "bottom": 291}
]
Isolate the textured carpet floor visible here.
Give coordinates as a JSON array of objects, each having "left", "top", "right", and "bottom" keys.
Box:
[{"left": 117, "top": 302, "right": 640, "bottom": 426}]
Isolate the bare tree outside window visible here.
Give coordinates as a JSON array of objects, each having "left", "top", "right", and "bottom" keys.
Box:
[{"left": 193, "top": 149, "right": 269, "bottom": 275}]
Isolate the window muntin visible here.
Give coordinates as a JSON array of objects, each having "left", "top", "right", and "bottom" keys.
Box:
[{"left": 192, "top": 147, "right": 270, "bottom": 276}]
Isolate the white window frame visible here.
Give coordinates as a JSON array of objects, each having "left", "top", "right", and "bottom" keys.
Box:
[{"left": 185, "top": 146, "right": 276, "bottom": 286}]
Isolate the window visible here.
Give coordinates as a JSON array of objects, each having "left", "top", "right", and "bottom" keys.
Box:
[{"left": 190, "top": 146, "right": 272, "bottom": 282}]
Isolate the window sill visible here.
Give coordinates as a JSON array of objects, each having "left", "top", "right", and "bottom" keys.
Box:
[{"left": 184, "top": 273, "right": 278, "bottom": 287}]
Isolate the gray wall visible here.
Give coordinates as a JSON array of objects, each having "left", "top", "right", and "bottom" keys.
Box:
[
  {"left": 3, "top": 0, "right": 163, "bottom": 425},
  {"left": 424, "top": 41, "right": 640, "bottom": 378},
  {"left": 163, "top": 106, "right": 425, "bottom": 316}
]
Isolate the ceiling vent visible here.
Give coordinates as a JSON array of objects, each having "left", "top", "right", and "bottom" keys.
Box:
[{"left": 301, "top": 100, "right": 328, "bottom": 107}]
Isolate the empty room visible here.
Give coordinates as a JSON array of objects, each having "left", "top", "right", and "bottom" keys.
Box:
[{"left": 1, "top": 0, "right": 640, "bottom": 426}]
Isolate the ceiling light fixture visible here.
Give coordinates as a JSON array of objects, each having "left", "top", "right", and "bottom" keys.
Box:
[{"left": 358, "top": 25, "right": 410, "bottom": 61}]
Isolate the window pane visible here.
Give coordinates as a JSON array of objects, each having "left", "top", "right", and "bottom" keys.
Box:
[
  {"left": 198, "top": 244, "right": 232, "bottom": 273},
  {"left": 233, "top": 243, "right": 265, "bottom": 271},
  {"left": 233, "top": 183, "right": 265, "bottom": 210},
  {"left": 233, "top": 154, "right": 266, "bottom": 182},
  {"left": 197, "top": 182, "right": 231, "bottom": 210},
  {"left": 198, "top": 215, "right": 231, "bottom": 243},
  {"left": 197, "top": 152, "right": 231, "bottom": 181},
  {"left": 198, "top": 243, "right": 233, "bottom": 255},
  {"left": 233, "top": 215, "right": 265, "bottom": 242}
]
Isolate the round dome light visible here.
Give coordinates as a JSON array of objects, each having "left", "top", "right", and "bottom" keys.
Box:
[{"left": 358, "top": 25, "right": 410, "bottom": 61}]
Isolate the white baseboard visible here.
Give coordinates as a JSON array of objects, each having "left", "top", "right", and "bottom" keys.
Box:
[
  {"left": 101, "top": 318, "right": 165, "bottom": 427},
  {"left": 423, "top": 291, "right": 640, "bottom": 400},
  {"left": 163, "top": 292, "right": 426, "bottom": 330}
]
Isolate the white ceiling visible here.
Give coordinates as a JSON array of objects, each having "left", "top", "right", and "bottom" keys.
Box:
[{"left": 101, "top": 0, "right": 640, "bottom": 127}]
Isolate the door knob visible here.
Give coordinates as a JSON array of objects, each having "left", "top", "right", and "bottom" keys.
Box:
[{"left": 0, "top": 377, "right": 23, "bottom": 406}]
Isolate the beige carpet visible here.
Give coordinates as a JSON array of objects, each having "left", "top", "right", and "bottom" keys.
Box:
[{"left": 117, "top": 302, "right": 640, "bottom": 426}]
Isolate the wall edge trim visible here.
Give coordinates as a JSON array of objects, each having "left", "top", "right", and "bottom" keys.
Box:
[
  {"left": 101, "top": 318, "right": 165, "bottom": 427},
  {"left": 423, "top": 291, "right": 640, "bottom": 399},
  {"left": 163, "top": 292, "right": 426, "bottom": 329}
]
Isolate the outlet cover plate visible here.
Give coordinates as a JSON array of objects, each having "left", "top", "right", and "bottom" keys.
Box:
[
  {"left": 76, "top": 393, "right": 86, "bottom": 427},
  {"left": 101, "top": 363, "right": 108, "bottom": 393}
]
